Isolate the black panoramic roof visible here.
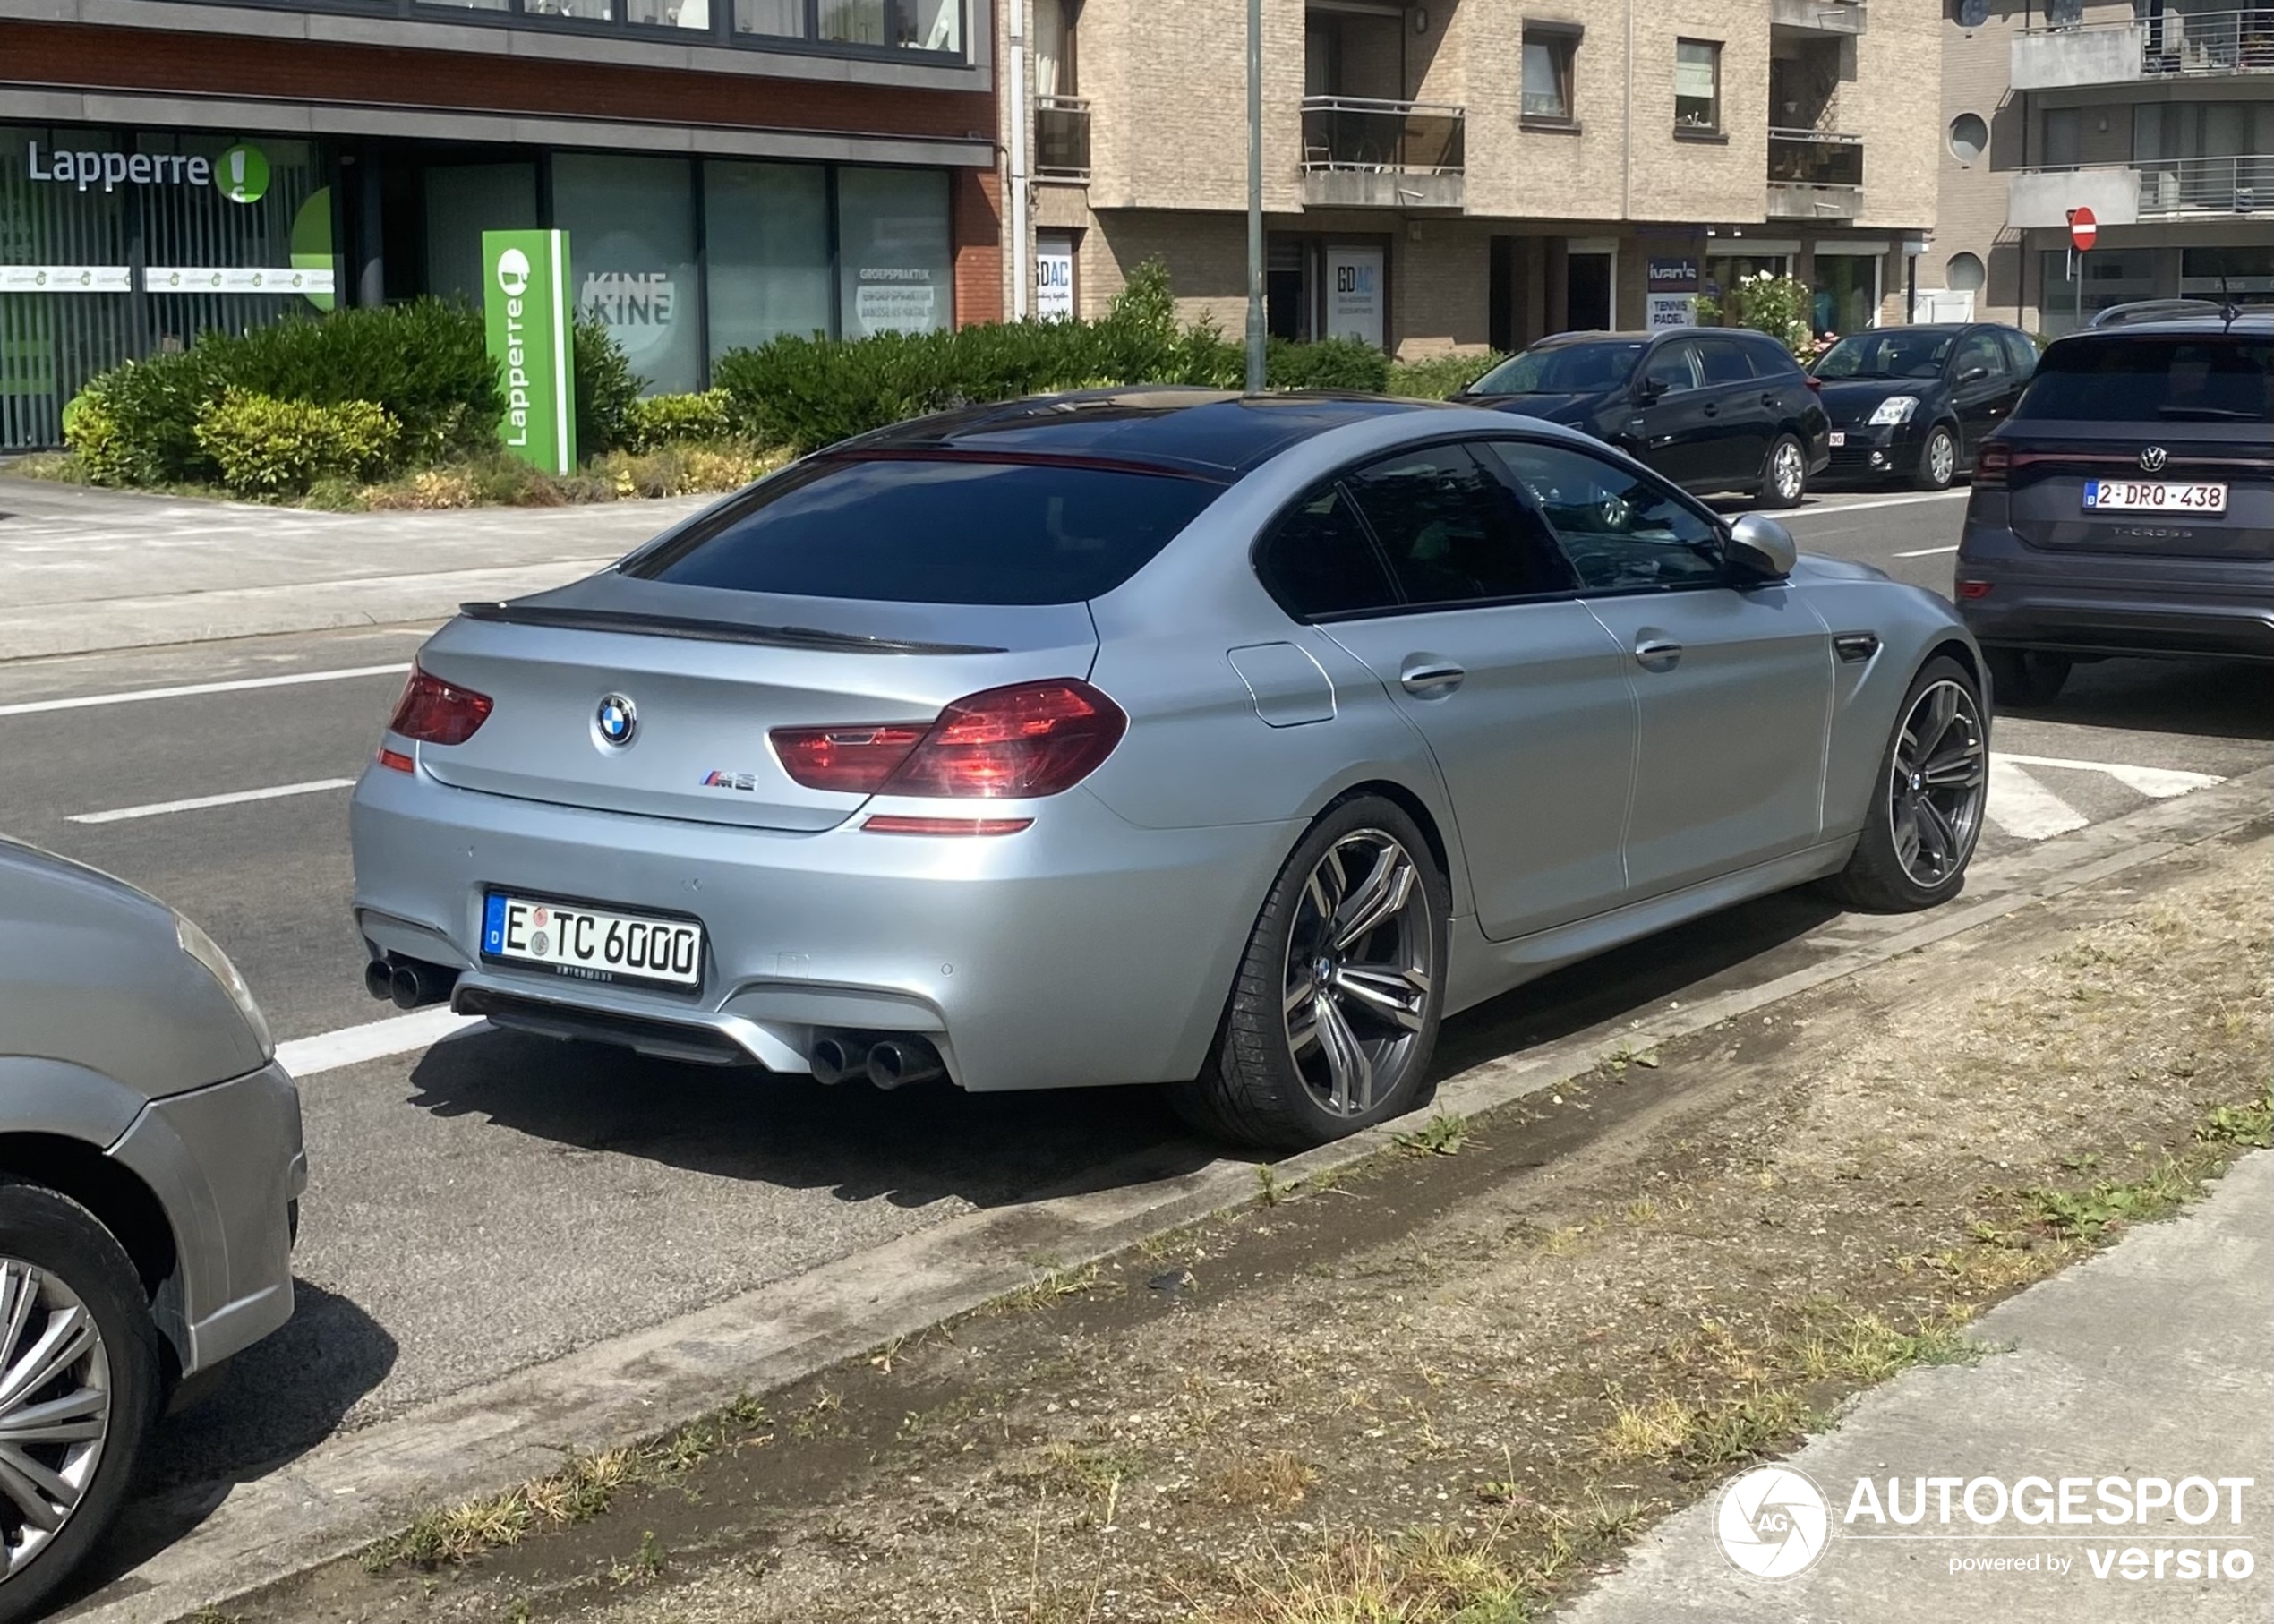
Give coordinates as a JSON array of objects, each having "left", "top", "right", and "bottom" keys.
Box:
[{"left": 838, "top": 389, "right": 1453, "bottom": 478}]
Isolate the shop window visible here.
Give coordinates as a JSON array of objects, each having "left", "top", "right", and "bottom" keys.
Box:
[
  {"left": 1522, "top": 30, "right": 1576, "bottom": 125},
  {"left": 1675, "top": 40, "right": 1721, "bottom": 134},
  {"left": 837, "top": 167, "right": 953, "bottom": 338},
  {"left": 704, "top": 160, "right": 833, "bottom": 357},
  {"left": 2181, "top": 244, "right": 2274, "bottom": 304},
  {"left": 2037, "top": 247, "right": 2156, "bottom": 335},
  {"left": 554, "top": 153, "right": 702, "bottom": 395},
  {"left": 1811, "top": 253, "right": 1880, "bottom": 338},
  {"left": 423, "top": 163, "right": 538, "bottom": 307}
]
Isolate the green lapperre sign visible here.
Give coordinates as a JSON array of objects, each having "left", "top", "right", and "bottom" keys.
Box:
[{"left": 483, "top": 229, "right": 576, "bottom": 476}]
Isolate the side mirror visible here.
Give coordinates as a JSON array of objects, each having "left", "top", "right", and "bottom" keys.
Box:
[
  {"left": 1958, "top": 364, "right": 1991, "bottom": 384},
  {"left": 1726, "top": 514, "right": 1798, "bottom": 583},
  {"left": 1635, "top": 376, "right": 1667, "bottom": 406}
]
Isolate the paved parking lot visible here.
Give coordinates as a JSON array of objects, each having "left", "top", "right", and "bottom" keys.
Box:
[{"left": 1, "top": 484, "right": 2266, "bottom": 1604}]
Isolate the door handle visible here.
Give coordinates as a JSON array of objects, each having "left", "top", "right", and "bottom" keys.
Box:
[
  {"left": 1702, "top": 403, "right": 1720, "bottom": 417},
  {"left": 1633, "top": 637, "right": 1683, "bottom": 672},
  {"left": 1399, "top": 661, "right": 1466, "bottom": 697},
  {"left": 1761, "top": 392, "right": 1780, "bottom": 407}
]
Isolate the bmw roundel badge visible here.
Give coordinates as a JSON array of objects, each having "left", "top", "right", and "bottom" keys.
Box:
[{"left": 595, "top": 693, "right": 638, "bottom": 748}]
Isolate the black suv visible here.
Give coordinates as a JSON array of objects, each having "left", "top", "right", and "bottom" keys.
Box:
[
  {"left": 1955, "top": 312, "right": 2273, "bottom": 703},
  {"left": 1455, "top": 329, "right": 1831, "bottom": 508}
]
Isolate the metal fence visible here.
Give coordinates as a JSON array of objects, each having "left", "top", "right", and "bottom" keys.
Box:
[{"left": 1298, "top": 96, "right": 1466, "bottom": 175}]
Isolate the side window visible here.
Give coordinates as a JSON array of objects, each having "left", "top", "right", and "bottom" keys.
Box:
[
  {"left": 2001, "top": 330, "right": 2039, "bottom": 382},
  {"left": 1343, "top": 444, "right": 1577, "bottom": 609},
  {"left": 1642, "top": 342, "right": 1703, "bottom": 396},
  {"left": 1955, "top": 330, "right": 2007, "bottom": 381},
  {"left": 1257, "top": 483, "right": 1398, "bottom": 620},
  {"left": 1482, "top": 440, "right": 1726, "bottom": 594},
  {"left": 1697, "top": 338, "right": 1757, "bottom": 385}
]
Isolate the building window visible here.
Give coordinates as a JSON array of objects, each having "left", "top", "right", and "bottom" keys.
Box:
[
  {"left": 2043, "top": 107, "right": 2081, "bottom": 167},
  {"left": 819, "top": 0, "right": 960, "bottom": 52},
  {"left": 837, "top": 167, "right": 954, "bottom": 338},
  {"left": 394, "top": 0, "right": 970, "bottom": 57},
  {"left": 1946, "top": 251, "right": 1987, "bottom": 293},
  {"left": 1811, "top": 252, "right": 1881, "bottom": 338},
  {"left": 704, "top": 160, "right": 834, "bottom": 358},
  {"left": 553, "top": 153, "right": 704, "bottom": 395},
  {"left": 1675, "top": 39, "right": 1721, "bottom": 133},
  {"left": 1949, "top": 112, "right": 1988, "bottom": 166},
  {"left": 734, "top": 0, "right": 801, "bottom": 32},
  {"left": 1522, "top": 30, "right": 1576, "bottom": 124},
  {"left": 2039, "top": 246, "right": 2157, "bottom": 334}
]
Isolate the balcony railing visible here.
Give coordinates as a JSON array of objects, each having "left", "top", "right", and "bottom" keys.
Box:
[
  {"left": 2140, "top": 8, "right": 2274, "bottom": 74},
  {"left": 2139, "top": 153, "right": 2274, "bottom": 218},
  {"left": 1299, "top": 95, "right": 1466, "bottom": 209},
  {"left": 1035, "top": 94, "right": 1090, "bottom": 182},
  {"left": 1768, "top": 128, "right": 1864, "bottom": 187},
  {"left": 2014, "top": 7, "right": 2274, "bottom": 88}
]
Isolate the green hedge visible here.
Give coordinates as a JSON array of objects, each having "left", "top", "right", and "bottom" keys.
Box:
[
  {"left": 1265, "top": 335, "right": 1392, "bottom": 393},
  {"left": 193, "top": 389, "right": 402, "bottom": 497},
  {"left": 1389, "top": 351, "right": 1507, "bottom": 400},
  {"left": 624, "top": 389, "right": 739, "bottom": 452}
]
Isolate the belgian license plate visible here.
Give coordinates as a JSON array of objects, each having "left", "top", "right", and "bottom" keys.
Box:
[
  {"left": 2083, "top": 479, "right": 2227, "bottom": 514},
  {"left": 1828, "top": 432, "right": 1847, "bottom": 448},
  {"left": 482, "top": 893, "right": 704, "bottom": 988}
]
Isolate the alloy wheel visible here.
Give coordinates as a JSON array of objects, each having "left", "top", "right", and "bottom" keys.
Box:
[
  {"left": 1280, "top": 829, "right": 1434, "bottom": 1118},
  {"left": 1927, "top": 429, "right": 1957, "bottom": 488},
  {"left": 1773, "top": 440, "right": 1806, "bottom": 502},
  {"left": 0, "top": 1261, "right": 110, "bottom": 1579},
  {"left": 1889, "top": 679, "right": 1987, "bottom": 888}
]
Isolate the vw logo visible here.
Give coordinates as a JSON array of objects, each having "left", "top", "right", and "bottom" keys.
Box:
[
  {"left": 2140, "top": 446, "right": 2169, "bottom": 473},
  {"left": 594, "top": 694, "right": 638, "bottom": 748}
]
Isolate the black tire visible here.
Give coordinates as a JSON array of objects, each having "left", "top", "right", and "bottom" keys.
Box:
[
  {"left": 1985, "top": 646, "right": 2072, "bottom": 707},
  {"left": 0, "top": 1180, "right": 161, "bottom": 1624},
  {"left": 1166, "top": 796, "right": 1449, "bottom": 1151},
  {"left": 1914, "top": 423, "right": 1959, "bottom": 491},
  {"left": 1758, "top": 433, "right": 1808, "bottom": 509},
  {"left": 1824, "top": 656, "right": 1989, "bottom": 915}
]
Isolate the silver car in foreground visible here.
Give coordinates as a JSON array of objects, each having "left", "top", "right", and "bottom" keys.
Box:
[
  {"left": 0, "top": 842, "right": 302, "bottom": 1617},
  {"left": 352, "top": 393, "right": 1988, "bottom": 1149}
]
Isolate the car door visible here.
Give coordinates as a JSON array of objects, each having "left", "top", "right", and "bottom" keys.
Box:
[
  {"left": 1482, "top": 438, "right": 1834, "bottom": 899},
  {"left": 1629, "top": 339, "right": 1713, "bottom": 488},
  {"left": 1696, "top": 336, "right": 1775, "bottom": 489},
  {"left": 1273, "top": 443, "right": 1638, "bottom": 939},
  {"left": 1948, "top": 328, "right": 2015, "bottom": 459}
]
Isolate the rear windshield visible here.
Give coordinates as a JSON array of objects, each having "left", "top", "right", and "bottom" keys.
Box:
[
  {"left": 1470, "top": 342, "right": 1646, "bottom": 396},
  {"left": 628, "top": 457, "right": 1223, "bottom": 605},
  {"left": 2012, "top": 336, "right": 2274, "bottom": 423}
]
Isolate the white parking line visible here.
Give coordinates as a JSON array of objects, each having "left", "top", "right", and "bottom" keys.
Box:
[
  {"left": 277, "top": 1007, "right": 485, "bottom": 1080},
  {"left": 1986, "top": 757, "right": 2091, "bottom": 840},
  {"left": 1996, "top": 752, "right": 2227, "bottom": 799},
  {"left": 1788, "top": 490, "right": 1972, "bottom": 519},
  {"left": 67, "top": 777, "right": 357, "bottom": 825},
  {"left": 1893, "top": 544, "right": 1960, "bottom": 558},
  {"left": 0, "top": 662, "right": 411, "bottom": 719}
]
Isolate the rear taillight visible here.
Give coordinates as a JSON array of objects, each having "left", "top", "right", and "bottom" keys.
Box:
[
  {"left": 1957, "top": 580, "right": 1994, "bottom": 600},
  {"left": 773, "top": 680, "right": 1128, "bottom": 800},
  {"left": 1973, "top": 441, "right": 2011, "bottom": 490},
  {"left": 386, "top": 666, "right": 494, "bottom": 747},
  {"left": 1804, "top": 375, "right": 1823, "bottom": 393}
]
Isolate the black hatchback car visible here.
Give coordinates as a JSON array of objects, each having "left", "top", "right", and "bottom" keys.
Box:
[
  {"left": 1455, "top": 328, "right": 1831, "bottom": 507},
  {"left": 1812, "top": 322, "right": 2039, "bottom": 491},
  {"left": 1955, "top": 312, "right": 2273, "bottom": 703}
]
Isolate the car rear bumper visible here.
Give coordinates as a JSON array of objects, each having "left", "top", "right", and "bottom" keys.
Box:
[
  {"left": 348, "top": 762, "right": 1294, "bottom": 1093},
  {"left": 1957, "top": 517, "right": 2274, "bottom": 660}
]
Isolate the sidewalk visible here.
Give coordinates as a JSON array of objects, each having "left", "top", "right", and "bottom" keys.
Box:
[
  {"left": 0, "top": 477, "right": 710, "bottom": 660},
  {"left": 1561, "top": 1150, "right": 2273, "bottom": 1624}
]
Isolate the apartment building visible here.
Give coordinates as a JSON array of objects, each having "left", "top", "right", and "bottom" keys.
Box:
[
  {"left": 1002, "top": 0, "right": 1941, "bottom": 358},
  {"left": 0, "top": 1, "right": 1004, "bottom": 448},
  {"left": 1939, "top": 0, "right": 2274, "bottom": 335}
]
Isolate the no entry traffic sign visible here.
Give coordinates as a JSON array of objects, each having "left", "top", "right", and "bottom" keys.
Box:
[{"left": 2069, "top": 206, "right": 2099, "bottom": 253}]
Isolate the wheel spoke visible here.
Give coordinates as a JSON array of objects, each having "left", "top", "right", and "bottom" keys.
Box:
[
  {"left": 0, "top": 1265, "right": 37, "bottom": 1378},
  {"left": 1332, "top": 845, "right": 1415, "bottom": 953},
  {"left": 0, "top": 1304, "right": 94, "bottom": 1410},
  {"left": 1332, "top": 964, "right": 1431, "bottom": 1031},
  {"left": 1893, "top": 801, "right": 1923, "bottom": 871},
  {"left": 1922, "top": 738, "right": 1985, "bottom": 789},
  {"left": 1315, "top": 996, "right": 1374, "bottom": 1115},
  {"left": 0, "top": 1386, "right": 106, "bottom": 1447},
  {"left": 1917, "top": 797, "right": 1958, "bottom": 870},
  {"left": 0, "top": 1449, "right": 68, "bottom": 1533}
]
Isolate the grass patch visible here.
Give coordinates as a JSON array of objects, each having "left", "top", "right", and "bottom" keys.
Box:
[
  {"left": 1392, "top": 1113, "right": 1472, "bottom": 1158},
  {"left": 1798, "top": 1309, "right": 1985, "bottom": 1384},
  {"left": 2017, "top": 1157, "right": 2209, "bottom": 1243},
  {"left": 1208, "top": 1449, "right": 1320, "bottom": 1511},
  {"left": 1598, "top": 1389, "right": 1812, "bottom": 1469}
]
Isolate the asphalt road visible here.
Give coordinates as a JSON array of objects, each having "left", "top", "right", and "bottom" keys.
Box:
[{"left": 1, "top": 487, "right": 2266, "bottom": 1523}]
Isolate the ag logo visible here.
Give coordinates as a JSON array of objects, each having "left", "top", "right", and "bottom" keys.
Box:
[{"left": 1716, "top": 1466, "right": 1830, "bottom": 1579}]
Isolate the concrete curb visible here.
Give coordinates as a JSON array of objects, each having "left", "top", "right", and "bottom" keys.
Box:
[{"left": 73, "top": 768, "right": 2274, "bottom": 1624}]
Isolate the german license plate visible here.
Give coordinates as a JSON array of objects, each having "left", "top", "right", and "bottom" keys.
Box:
[
  {"left": 2083, "top": 479, "right": 2227, "bottom": 514},
  {"left": 1828, "top": 432, "right": 1847, "bottom": 448},
  {"left": 482, "top": 893, "right": 704, "bottom": 988}
]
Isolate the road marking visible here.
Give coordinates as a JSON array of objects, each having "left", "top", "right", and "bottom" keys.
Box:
[
  {"left": 0, "top": 662, "right": 410, "bottom": 719},
  {"left": 1986, "top": 757, "right": 2091, "bottom": 840},
  {"left": 1893, "top": 544, "right": 1960, "bottom": 558},
  {"left": 276, "top": 1007, "right": 484, "bottom": 1080},
  {"left": 68, "top": 777, "right": 357, "bottom": 825},
  {"left": 1788, "top": 490, "right": 1971, "bottom": 519},
  {"left": 1996, "top": 752, "right": 2227, "bottom": 799}
]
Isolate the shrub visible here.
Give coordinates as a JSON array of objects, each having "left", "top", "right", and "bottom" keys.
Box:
[
  {"left": 1389, "top": 351, "right": 1506, "bottom": 400},
  {"left": 623, "top": 389, "right": 739, "bottom": 452},
  {"left": 575, "top": 313, "right": 643, "bottom": 457},
  {"left": 65, "top": 352, "right": 217, "bottom": 486},
  {"left": 1704, "top": 272, "right": 1813, "bottom": 352},
  {"left": 192, "top": 390, "right": 402, "bottom": 497},
  {"left": 1267, "top": 336, "right": 1392, "bottom": 394}
]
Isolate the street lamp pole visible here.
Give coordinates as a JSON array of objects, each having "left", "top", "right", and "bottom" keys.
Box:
[{"left": 1244, "top": 0, "right": 1266, "bottom": 392}]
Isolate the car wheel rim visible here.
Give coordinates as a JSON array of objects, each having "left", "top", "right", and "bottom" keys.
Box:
[
  {"left": 1282, "top": 829, "right": 1433, "bottom": 1119},
  {"left": 1929, "top": 432, "right": 1955, "bottom": 486},
  {"left": 1774, "top": 442, "right": 1805, "bottom": 500},
  {"left": 0, "top": 1260, "right": 110, "bottom": 1579},
  {"left": 1889, "top": 680, "right": 1987, "bottom": 889}
]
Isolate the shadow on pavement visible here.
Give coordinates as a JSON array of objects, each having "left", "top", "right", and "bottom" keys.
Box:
[{"left": 1996, "top": 656, "right": 2274, "bottom": 744}]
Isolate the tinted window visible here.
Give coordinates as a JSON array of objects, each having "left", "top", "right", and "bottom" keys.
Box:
[
  {"left": 1258, "top": 484, "right": 1398, "bottom": 620},
  {"left": 1697, "top": 338, "right": 1757, "bottom": 385},
  {"left": 1814, "top": 329, "right": 1957, "bottom": 380},
  {"left": 2013, "top": 337, "right": 2274, "bottom": 423},
  {"left": 1344, "top": 445, "right": 1577, "bottom": 608},
  {"left": 1642, "top": 342, "right": 1703, "bottom": 396},
  {"left": 1471, "top": 341, "right": 1647, "bottom": 395},
  {"left": 1954, "top": 330, "right": 2008, "bottom": 380},
  {"left": 1743, "top": 338, "right": 1803, "bottom": 379},
  {"left": 629, "top": 457, "right": 1222, "bottom": 604},
  {"left": 1999, "top": 330, "right": 2040, "bottom": 382},
  {"left": 1482, "top": 441, "right": 1725, "bottom": 593}
]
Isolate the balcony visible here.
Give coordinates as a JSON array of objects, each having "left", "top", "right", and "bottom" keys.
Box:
[
  {"left": 1034, "top": 95, "right": 1090, "bottom": 183},
  {"left": 2008, "top": 166, "right": 2144, "bottom": 229},
  {"left": 2013, "top": 8, "right": 2274, "bottom": 90},
  {"left": 2139, "top": 153, "right": 2274, "bottom": 218},
  {"left": 1298, "top": 96, "right": 1466, "bottom": 210},
  {"left": 1771, "top": 0, "right": 1867, "bottom": 39},
  {"left": 1766, "top": 129, "right": 1863, "bottom": 219}
]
